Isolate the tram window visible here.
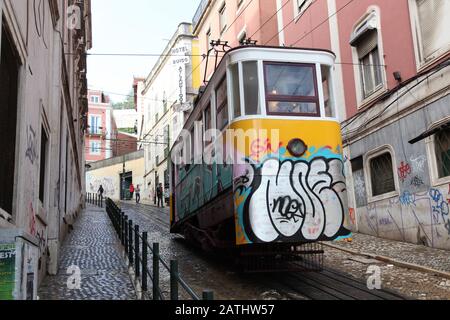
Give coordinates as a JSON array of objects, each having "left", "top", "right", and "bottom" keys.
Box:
[
  {"left": 204, "top": 103, "right": 213, "bottom": 146},
  {"left": 230, "top": 64, "right": 241, "bottom": 118},
  {"left": 216, "top": 77, "right": 229, "bottom": 130},
  {"left": 243, "top": 61, "right": 260, "bottom": 115},
  {"left": 264, "top": 62, "right": 319, "bottom": 116},
  {"left": 321, "top": 65, "right": 336, "bottom": 118},
  {"left": 190, "top": 126, "right": 195, "bottom": 164}
]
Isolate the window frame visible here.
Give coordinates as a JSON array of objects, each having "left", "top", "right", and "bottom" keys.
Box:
[
  {"left": 90, "top": 140, "right": 102, "bottom": 156},
  {"left": 219, "top": 2, "right": 227, "bottom": 35},
  {"left": 89, "top": 115, "right": 102, "bottom": 135},
  {"left": 364, "top": 146, "right": 399, "bottom": 203},
  {"left": 215, "top": 76, "right": 229, "bottom": 131},
  {"left": 350, "top": 9, "right": 387, "bottom": 109},
  {"left": 263, "top": 61, "right": 320, "bottom": 117},
  {"left": 293, "top": 0, "right": 313, "bottom": 21},
  {"left": 408, "top": 0, "right": 450, "bottom": 71},
  {"left": 426, "top": 117, "right": 450, "bottom": 187}
]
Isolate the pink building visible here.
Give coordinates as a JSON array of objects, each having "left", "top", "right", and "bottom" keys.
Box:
[
  {"left": 192, "top": 0, "right": 280, "bottom": 82},
  {"left": 190, "top": 0, "right": 450, "bottom": 249},
  {"left": 85, "top": 90, "right": 114, "bottom": 162},
  {"left": 277, "top": 0, "right": 450, "bottom": 249}
]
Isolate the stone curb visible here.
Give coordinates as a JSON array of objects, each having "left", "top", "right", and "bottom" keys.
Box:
[{"left": 323, "top": 242, "right": 450, "bottom": 280}]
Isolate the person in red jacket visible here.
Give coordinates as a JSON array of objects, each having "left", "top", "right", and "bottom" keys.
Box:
[{"left": 129, "top": 183, "right": 135, "bottom": 200}]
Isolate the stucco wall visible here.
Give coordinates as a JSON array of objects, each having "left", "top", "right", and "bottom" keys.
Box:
[{"left": 348, "top": 94, "right": 450, "bottom": 250}]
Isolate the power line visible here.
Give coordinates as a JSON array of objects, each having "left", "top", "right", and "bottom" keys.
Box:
[
  {"left": 86, "top": 52, "right": 206, "bottom": 57},
  {"left": 249, "top": 0, "right": 291, "bottom": 41},
  {"left": 290, "top": 0, "right": 356, "bottom": 47}
]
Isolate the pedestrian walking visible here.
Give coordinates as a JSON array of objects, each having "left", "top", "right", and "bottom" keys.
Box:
[
  {"left": 129, "top": 183, "right": 135, "bottom": 200},
  {"left": 135, "top": 185, "right": 141, "bottom": 204},
  {"left": 157, "top": 183, "right": 164, "bottom": 208},
  {"left": 98, "top": 185, "right": 104, "bottom": 201}
]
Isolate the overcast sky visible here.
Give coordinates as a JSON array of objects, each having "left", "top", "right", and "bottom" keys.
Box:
[{"left": 87, "top": 0, "right": 200, "bottom": 103}]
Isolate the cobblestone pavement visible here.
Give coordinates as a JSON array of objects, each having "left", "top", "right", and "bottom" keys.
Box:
[
  {"left": 38, "top": 205, "right": 136, "bottom": 300},
  {"left": 119, "top": 202, "right": 450, "bottom": 300},
  {"left": 331, "top": 233, "right": 450, "bottom": 272},
  {"left": 324, "top": 246, "right": 450, "bottom": 300},
  {"left": 119, "top": 202, "right": 292, "bottom": 300}
]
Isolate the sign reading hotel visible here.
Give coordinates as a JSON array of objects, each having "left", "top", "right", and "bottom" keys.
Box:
[{"left": 172, "top": 46, "right": 190, "bottom": 66}]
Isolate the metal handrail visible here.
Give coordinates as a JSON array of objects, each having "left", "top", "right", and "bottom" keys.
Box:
[{"left": 105, "top": 198, "right": 213, "bottom": 300}]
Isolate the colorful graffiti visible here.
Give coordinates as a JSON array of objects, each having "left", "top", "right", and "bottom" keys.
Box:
[
  {"left": 235, "top": 156, "right": 350, "bottom": 244},
  {"left": 398, "top": 161, "right": 412, "bottom": 183},
  {"left": 249, "top": 138, "right": 283, "bottom": 161}
]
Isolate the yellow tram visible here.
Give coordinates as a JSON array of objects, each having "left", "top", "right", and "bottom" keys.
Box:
[{"left": 170, "top": 46, "right": 352, "bottom": 271}]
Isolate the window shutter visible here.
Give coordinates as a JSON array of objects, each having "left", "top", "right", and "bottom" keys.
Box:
[
  {"left": 417, "top": 0, "right": 450, "bottom": 60},
  {"left": 356, "top": 30, "right": 378, "bottom": 59}
]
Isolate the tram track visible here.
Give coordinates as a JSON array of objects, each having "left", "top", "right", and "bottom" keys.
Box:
[{"left": 119, "top": 202, "right": 409, "bottom": 301}]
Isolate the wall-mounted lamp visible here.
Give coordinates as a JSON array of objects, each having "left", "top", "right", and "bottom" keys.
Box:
[{"left": 393, "top": 71, "right": 402, "bottom": 83}]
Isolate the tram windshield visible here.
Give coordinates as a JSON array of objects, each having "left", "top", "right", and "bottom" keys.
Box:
[{"left": 264, "top": 62, "right": 320, "bottom": 117}]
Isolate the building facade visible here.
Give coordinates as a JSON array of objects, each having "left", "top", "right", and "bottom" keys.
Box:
[
  {"left": 0, "top": 0, "right": 92, "bottom": 295},
  {"left": 85, "top": 89, "right": 114, "bottom": 162},
  {"left": 273, "top": 0, "right": 450, "bottom": 249},
  {"left": 137, "top": 22, "right": 201, "bottom": 204},
  {"left": 86, "top": 150, "right": 145, "bottom": 201},
  {"left": 192, "top": 0, "right": 280, "bottom": 82}
]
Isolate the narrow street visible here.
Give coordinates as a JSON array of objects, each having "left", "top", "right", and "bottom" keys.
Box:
[{"left": 38, "top": 205, "right": 136, "bottom": 300}]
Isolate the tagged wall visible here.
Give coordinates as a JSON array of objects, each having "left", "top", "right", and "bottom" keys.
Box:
[
  {"left": 348, "top": 94, "right": 450, "bottom": 250},
  {"left": 85, "top": 151, "right": 145, "bottom": 201}
]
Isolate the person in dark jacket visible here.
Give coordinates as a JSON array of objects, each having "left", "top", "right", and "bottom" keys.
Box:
[{"left": 156, "top": 183, "right": 164, "bottom": 208}]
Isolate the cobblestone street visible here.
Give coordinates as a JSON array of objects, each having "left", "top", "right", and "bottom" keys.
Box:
[
  {"left": 119, "top": 201, "right": 450, "bottom": 300},
  {"left": 38, "top": 205, "right": 136, "bottom": 300}
]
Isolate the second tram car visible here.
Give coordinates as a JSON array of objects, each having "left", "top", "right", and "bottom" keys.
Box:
[{"left": 170, "top": 46, "right": 352, "bottom": 271}]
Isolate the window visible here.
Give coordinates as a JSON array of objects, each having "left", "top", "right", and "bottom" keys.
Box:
[
  {"left": 264, "top": 62, "right": 319, "bottom": 116},
  {"left": 89, "top": 115, "right": 101, "bottom": 134},
  {"left": 0, "top": 25, "right": 20, "bottom": 215},
  {"left": 294, "top": 0, "right": 313, "bottom": 18},
  {"left": 90, "top": 141, "right": 101, "bottom": 155},
  {"left": 163, "top": 125, "right": 170, "bottom": 159},
  {"left": 243, "top": 61, "right": 260, "bottom": 115},
  {"left": 350, "top": 12, "right": 384, "bottom": 100},
  {"left": 206, "top": 28, "right": 212, "bottom": 50},
  {"left": 190, "top": 126, "right": 195, "bottom": 163},
  {"left": 39, "top": 127, "right": 48, "bottom": 203},
  {"left": 204, "top": 103, "right": 213, "bottom": 147},
  {"left": 434, "top": 127, "right": 450, "bottom": 179},
  {"left": 321, "top": 65, "right": 336, "bottom": 118},
  {"left": 219, "top": 3, "right": 227, "bottom": 34},
  {"left": 230, "top": 64, "right": 241, "bottom": 118},
  {"left": 163, "top": 92, "right": 168, "bottom": 113},
  {"left": 369, "top": 152, "right": 396, "bottom": 197},
  {"left": 238, "top": 30, "right": 247, "bottom": 45},
  {"left": 216, "top": 78, "right": 229, "bottom": 130},
  {"left": 91, "top": 96, "right": 100, "bottom": 103},
  {"left": 413, "top": 0, "right": 450, "bottom": 63}
]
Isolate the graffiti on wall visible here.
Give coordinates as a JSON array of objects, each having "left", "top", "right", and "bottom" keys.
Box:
[
  {"left": 398, "top": 161, "right": 412, "bottom": 183},
  {"left": 25, "top": 125, "right": 38, "bottom": 165},
  {"left": 88, "top": 177, "right": 116, "bottom": 197}
]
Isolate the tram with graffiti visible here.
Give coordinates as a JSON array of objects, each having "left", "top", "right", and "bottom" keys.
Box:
[{"left": 170, "top": 45, "right": 352, "bottom": 271}]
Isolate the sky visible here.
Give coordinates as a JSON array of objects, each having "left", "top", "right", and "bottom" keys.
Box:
[{"left": 87, "top": 0, "right": 200, "bottom": 103}]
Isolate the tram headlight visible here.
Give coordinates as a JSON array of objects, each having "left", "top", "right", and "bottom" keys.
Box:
[{"left": 287, "top": 138, "right": 308, "bottom": 158}]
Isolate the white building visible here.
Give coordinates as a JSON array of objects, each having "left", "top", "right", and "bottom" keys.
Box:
[
  {"left": 137, "top": 23, "right": 201, "bottom": 203},
  {"left": 0, "top": 0, "right": 92, "bottom": 296}
]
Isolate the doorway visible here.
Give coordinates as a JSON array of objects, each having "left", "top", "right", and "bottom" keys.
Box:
[{"left": 120, "top": 172, "right": 133, "bottom": 200}]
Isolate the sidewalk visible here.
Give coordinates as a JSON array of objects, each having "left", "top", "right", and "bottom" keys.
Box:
[
  {"left": 323, "top": 233, "right": 450, "bottom": 299},
  {"left": 329, "top": 233, "right": 450, "bottom": 274},
  {"left": 38, "top": 204, "right": 136, "bottom": 300}
]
